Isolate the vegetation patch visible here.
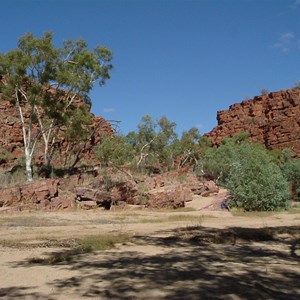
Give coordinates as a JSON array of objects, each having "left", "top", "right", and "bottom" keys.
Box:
[
  {"left": 78, "top": 234, "right": 130, "bottom": 251},
  {"left": 25, "top": 234, "right": 131, "bottom": 265},
  {"left": 203, "top": 133, "right": 297, "bottom": 211}
]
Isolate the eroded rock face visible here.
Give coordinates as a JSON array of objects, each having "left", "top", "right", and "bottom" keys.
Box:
[
  {"left": 0, "top": 97, "right": 113, "bottom": 167},
  {"left": 206, "top": 90, "right": 300, "bottom": 157}
]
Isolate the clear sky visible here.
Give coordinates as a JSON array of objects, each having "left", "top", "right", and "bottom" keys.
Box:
[{"left": 1, "top": 0, "right": 299, "bottom": 135}]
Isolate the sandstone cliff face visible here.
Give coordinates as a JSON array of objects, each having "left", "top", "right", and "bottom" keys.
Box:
[
  {"left": 206, "top": 89, "right": 300, "bottom": 157},
  {"left": 0, "top": 93, "right": 114, "bottom": 167}
]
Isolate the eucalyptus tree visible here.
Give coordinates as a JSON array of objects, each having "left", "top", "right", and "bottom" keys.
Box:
[
  {"left": 125, "top": 115, "right": 178, "bottom": 170},
  {"left": 0, "top": 32, "right": 112, "bottom": 180}
]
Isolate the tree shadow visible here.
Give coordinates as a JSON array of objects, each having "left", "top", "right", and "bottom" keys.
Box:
[
  {"left": 7, "top": 225, "right": 300, "bottom": 299},
  {"left": 0, "top": 286, "right": 55, "bottom": 300}
]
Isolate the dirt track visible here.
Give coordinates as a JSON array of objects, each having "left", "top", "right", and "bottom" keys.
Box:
[{"left": 0, "top": 204, "right": 299, "bottom": 300}]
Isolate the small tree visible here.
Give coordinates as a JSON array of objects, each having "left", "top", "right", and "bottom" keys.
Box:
[
  {"left": 0, "top": 32, "right": 112, "bottom": 180},
  {"left": 172, "top": 127, "right": 202, "bottom": 169},
  {"left": 260, "top": 88, "right": 269, "bottom": 95},
  {"left": 125, "top": 115, "right": 179, "bottom": 172},
  {"left": 95, "top": 134, "right": 133, "bottom": 168},
  {"left": 293, "top": 82, "right": 300, "bottom": 90}
]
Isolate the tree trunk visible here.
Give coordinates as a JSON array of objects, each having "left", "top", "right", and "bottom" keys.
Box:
[
  {"left": 25, "top": 150, "right": 33, "bottom": 181},
  {"left": 16, "top": 89, "right": 36, "bottom": 182}
]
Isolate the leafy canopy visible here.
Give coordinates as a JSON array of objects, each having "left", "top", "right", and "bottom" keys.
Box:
[{"left": 0, "top": 32, "right": 113, "bottom": 179}]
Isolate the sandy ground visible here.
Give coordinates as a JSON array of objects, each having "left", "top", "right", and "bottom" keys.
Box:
[{"left": 0, "top": 194, "right": 300, "bottom": 300}]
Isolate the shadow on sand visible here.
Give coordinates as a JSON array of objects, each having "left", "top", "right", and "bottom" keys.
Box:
[{"left": 3, "top": 225, "right": 300, "bottom": 299}]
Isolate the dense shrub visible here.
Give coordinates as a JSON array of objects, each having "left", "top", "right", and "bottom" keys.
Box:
[
  {"left": 280, "top": 150, "right": 300, "bottom": 201},
  {"left": 202, "top": 132, "right": 250, "bottom": 181},
  {"left": 225, "top": 143, "right": 290, "bottom": 211},
  {"left": 202, "top": 135, "right": 291, "bottom": 211}
]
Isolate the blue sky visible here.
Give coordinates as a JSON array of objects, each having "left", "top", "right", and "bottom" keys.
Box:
[{"left": 1, "top": 0, "right": 299, "bottom": 135}]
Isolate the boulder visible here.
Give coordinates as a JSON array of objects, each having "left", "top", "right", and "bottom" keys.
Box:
[
  {"left": 201, "top": 180, "right": 219, "bottom": 197},
  {"left": 76, "top": 186, "right": 111, "bottom": 209},
  {"left": 111, "top": 180, "right": 138, "bottom": 205},
  {"left": 21, "top": 179, "right": 58, "bottom": 204},
  {"left": 79, "top": 200, "right": 98, "bottom": 209},
  {"left": 187, "top": 180, "right": 219, "bottom": 197},
  {"left": 189, "top": 183, "right": 206, "bottom": 195},
  {"left": 145, "top": 184, "right": 193, "bottom": 209},
  {"left": 0, "top": 186, "right": 21, "bottom": 207},
  {"left": 49, "top": 195, "right": 76, "bottom": 210}
]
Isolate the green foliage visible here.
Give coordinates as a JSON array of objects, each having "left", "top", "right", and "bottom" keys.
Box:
[
  {"left": 202, "top": 134, "right": 291, "bottom": 211},
  {"left": 0, "top": 32, "right": 113, "bottom": 179},
  {"left": 78, "top": 234, "right": 130, "bottom": 251},
  {"left": 171, "top": 127, "right": 203, "bottom": 168},
  {"left": 125, "top": 115, "right": 205, "bottom": 172},
  {"left": 282, "top": 159, "right": 300, "bottom": 183},
  {"left": 225, "top": 143, "right": 290, "bottom": 211},
  {"left": 125, "top": 115, "right": 178, "bottom": 171},
  {"left": 65, "top": 105, "right": 93, "bottom": 140},
  {"left": 281, "top": 153, "right": 300, "bottom": 199},
  {"left": 278, "top": 148, "right": 300, "bottom": 183},
  {"left": 202, "top": 132, "right": 250, "bottom": 180},
  {"left": 95, "top": 134, "right": 134, "bottom": 167},
  {"left": 123, "top": 124, "right": 206, "bottom": 174}
]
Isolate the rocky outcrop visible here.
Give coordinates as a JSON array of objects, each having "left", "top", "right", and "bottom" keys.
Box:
[
  {"left": 0, "top": 175, "right": 139, "bottom": 211},
  {"left": 0, "top": 169, "right": 223, "bottom": 211},
  {"left": 0, "top": 179, "right": 68, "bottom": 210},
  {"left": 0, "top": 95, "right": 113, "bottom": 167},
  {"left": 206, "top": 89, "right": 300, "bottom": 157}
]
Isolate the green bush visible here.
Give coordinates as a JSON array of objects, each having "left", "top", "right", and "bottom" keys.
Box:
[
  {"left": 281, "top": 157, "right": 300, "bottom": 183},
  {"left": 280, "top": 152, "right": 300, "bottom": 201},
  {"left": 202, "top": 132, "right": 250, "bottom": 181},
  {"left": 225, "top": 143, "right": 290, "bottom": 211},
  {"left": 202, "top": 135, "right": 291, "bottom": 211}
]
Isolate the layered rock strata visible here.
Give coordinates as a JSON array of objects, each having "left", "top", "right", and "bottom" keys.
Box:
[{"left": 206, "top": 89, "right": 300, "bottom": 157}]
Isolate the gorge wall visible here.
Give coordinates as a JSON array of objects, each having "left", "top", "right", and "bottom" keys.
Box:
[
  {"left": 0, "top": 94, "right": 114, "bottom": 167},
  {"left": 206, "top": 89, "right": 300, "bottom": 157}
]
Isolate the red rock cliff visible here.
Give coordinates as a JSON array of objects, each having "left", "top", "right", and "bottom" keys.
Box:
[
  {"left": 0, "top": 91, "right": 114, "bottom": 167},
  {"left": 206, "top": 89, "right": 300, "bottom": 157}
]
